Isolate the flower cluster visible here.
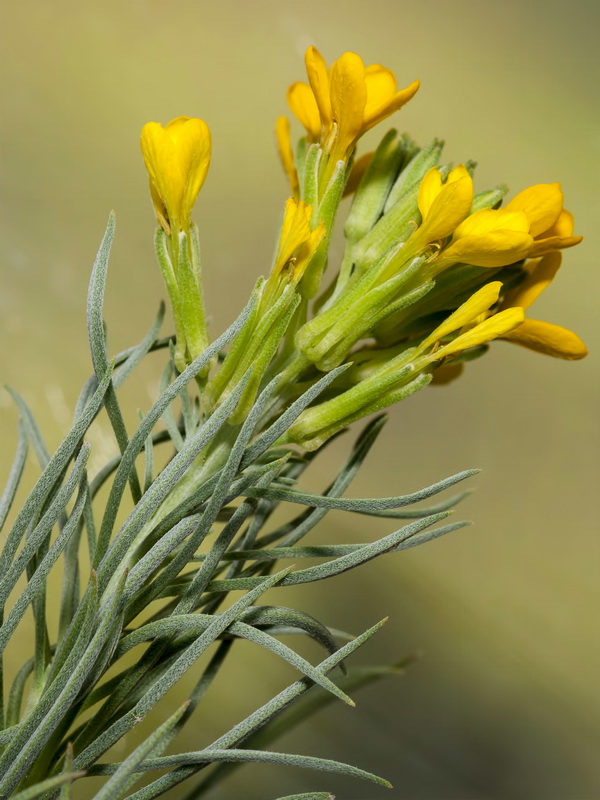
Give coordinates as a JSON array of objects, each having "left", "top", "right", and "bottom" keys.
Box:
[
  {"left": 140, "top": 46, "right": 587, "bottom": 450},
  {"left": 284, "top": 47, "right": 419, "bottom": 171}
]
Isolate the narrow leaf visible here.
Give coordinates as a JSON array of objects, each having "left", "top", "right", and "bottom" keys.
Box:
[
  {"left": 9, "top": 772, "right": 86, "bottom": 800},
  {"left": 0, "top": 419, "right": 28, "bottom": 532},
  {"left": 246, "top": 469, "right": 477, "bottom": 512},
  {"left": 90, "top": 748, "right": 391, "bottom": 788},
  {"left": 124, "top": 619, "right": 387, "bottom": 800},
  {"left": 90, "top": 702, "right": 189, "bottom": 800}
]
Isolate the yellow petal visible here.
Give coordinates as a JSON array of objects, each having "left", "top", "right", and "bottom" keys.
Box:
[
  {"left": 417, "top": 167, "right": 443, "bottom": 219},
  {"left": 506, "top": 183, "right": 563, "bottom": 238},
  {"left": 276, "top": 198, "right": 313, "bottom": 271},
  {"left": 544, "top": 208, "right": 575, "bottom": 238},
  {"left": 362, "top": 63, "right": 419, "bottom": 131},
  {"left": 365, "top": 80, "right": 420, "bottom": 132},
  {"left": 287, "top": 82, "right": 321, "bottom": 141},
  {"left": 305, "top": 46, "right": 332, "bottom": 127},
  {"left": 343, "top": 151, "right": 374, "bottom": 197},
  {"left": 147, "top": 178, "right": 170, "bottom": 233},
  {"left": 441, "top": 230, "right": 533, "bottom": 267},
  {"left": 501, "top": 319, "right": 588, "bottom": 359},
  {"left": 446, "top": 164, "right": 471, "bottom": 185},
  {"left": 421, "top": 281, "right": 503, "bottom": 350},
  {"left": 363, "top": 64, "right": 397, "bottom": 117},
  {"left": 454, "top": 208, "right": 529, "bottom": 238},
  {"left": 417, "top": 167, "right": 474, "bottom": 242},
  {"left": 294, "top": 222, "right": 327, "bottom": 280},
  {"left": 176, "top": 118, "right": 211, "bottom": 225},
  {"left": 527, "top": 234, "right": 583, "bottom": 257},
  {"left": 279, "top": 197, "right": 297, "bottom": 248},
  {"left": 141, "top": 121, "right": 179, "bottom": 228},
  {"left": 275, "top": 116, "right": 299, "bottom": 198},
  {"left": 503, "top": 251, "right": 562, "bottom": 310},
  {"left": 435, "top": 307, "right": 525, "bottom": 358},
  {"left": 329, "top": 51, "right": 367, "bottom": 157}
]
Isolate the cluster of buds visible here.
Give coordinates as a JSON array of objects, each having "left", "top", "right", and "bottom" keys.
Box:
[{"left": 140, "top": 46, "right": 587, "bottom": 451}]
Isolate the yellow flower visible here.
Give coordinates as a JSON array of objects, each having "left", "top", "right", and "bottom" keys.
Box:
[
  {"left": 287, "top": 46, "right": 419, "bottom": 162},
  {"left": 275, "top": 116, "right": 299, "bottom": 199},
  {"left": 140, "top": 116, "right": 211, "bottom": 234},
  {"left": 438, "top": 207, "right": 534, "bottom": 267},
  {"left": 506, "top": 183, "right": 583, "bottom": 256},
  {"left": 419, "top": 281, "right": 504, "bottom": 351},
  {"left": 274, "top": 198, "right": 326, "bottom": 281},
  {"left": 415, "top": 281, "right": 521, "bottom": 364},
  {"left": 406, "top": 165, "right": 473, "bottom": 250},
  {"left": 421, "top": 253, "right": 587, "bottom": 368},
  {"left": 499, "top": 252, "right": 588, "bottom": 359},
  {"left": 433, "top": 307, "right": 525, "bottom": 360},
  {"left": 414, "top": 281, "right": 523, "bottom": 366}
]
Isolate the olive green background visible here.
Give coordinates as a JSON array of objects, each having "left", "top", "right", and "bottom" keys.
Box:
[{"left": 1, "top": 1, "right": 599, "bottom": 798}]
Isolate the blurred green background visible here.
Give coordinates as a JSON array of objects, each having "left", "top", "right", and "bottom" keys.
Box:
[{"left": 1, "top": 1, "right": 599, "bottom": 797}]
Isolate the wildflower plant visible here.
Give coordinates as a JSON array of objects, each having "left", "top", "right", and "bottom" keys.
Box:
[{"left": 0, "top": 45, "right": 587, "bottom": 799}]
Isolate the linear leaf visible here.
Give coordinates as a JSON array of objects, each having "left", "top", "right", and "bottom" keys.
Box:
[
  {"left": 200, "top": 512, "right": 452, "bottom": 593},
  {"left": 87, "top": 212, "right": 143, "bottom": 504},
  {"left": 90, "top": 748, "right": 391, "bottom": 789},
  {"left": 72, "top": 567, "right": 294, "bottom": 771},
  {"left": 158, "top": 361, "right": 184, "bottom": 451},
  {"left": 94, "top": 291, "right": 257, "bottom": 565},
  {"left": 0, "top": 443, "right": 91, "bottom": 610},
  {"left": 274, "top": 794, "right": 334, "bottom": 800},
  {"left": 0, "top": 419, "right": 28, "bottom": 533},
  {"left": 258, "top": 416, "right": 390, "bottom": 549},
  {"left": 241, "top": 364, "right": 351, "bottom": 468},
  {"left": 59, "top": 743, "right": 76, "bottom": 800},
  {"left": 115, "top": 616, "right": 349, "bottom": 705},
  {"left": 95, "top": 370, "right": 252, "bottom": 593},
  {"left": 90, "top": 702, "right": 189, "bottom": 800},
  {"left": 246, "top": 469, "right": 477, "bottom": 512},
  {"left": 193, "top": 657, "right": 415, "bottom": 796},
  {"left": 0, "top": 462, "right": 89, "bottom": 655},
  {"left": 122, "top": 461, "right": 285, "bottom": 629},
  {"left": 5, "top": 388, "right": 50, "bottom": 470},
  {"left": 0, "top": 571, "right": 123, "bottom": 795},
  {"left": 0, "top": 367, "right": 112, "bottom": 575},
  {"left": 9, "top": 772, "right": 85, "bottom": 800},
  {"left": 240, "top": 606, "right": 340, "bottom": 658},
  {"left": 124, "top": 619, "right": 387, "bottom": 800}
]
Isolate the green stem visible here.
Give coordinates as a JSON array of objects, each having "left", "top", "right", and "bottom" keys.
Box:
[{"left": 155, "top": 228, "right": 187, "bottom": 371}]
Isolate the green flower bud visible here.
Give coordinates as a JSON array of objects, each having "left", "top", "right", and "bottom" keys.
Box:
[
  {"left": 471, "top": 184, "right": 508, "bottom": 212},
  {"left": 300, "top": 159, "right": 347, "bottom": 298},
  {"left": 284, "top": 356, "right": 431, "bottom": 450},
  {"left": 384, "top": 137, "right": 444, "bottom": 212},
  {"left": 344, "top": 129, "right": 410, "bottom": 244}
]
